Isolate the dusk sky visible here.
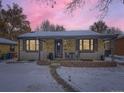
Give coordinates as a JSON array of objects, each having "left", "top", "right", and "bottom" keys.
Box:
[{"left": 2, "top": 0, "right": 124, "bottom": 31}]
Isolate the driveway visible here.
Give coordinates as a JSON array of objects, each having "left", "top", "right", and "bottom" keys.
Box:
[{"left": 0, "top": 62, "right": 64, "bottom": 92}]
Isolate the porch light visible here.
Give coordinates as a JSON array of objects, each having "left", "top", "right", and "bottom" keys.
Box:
[{"left": 57, "top": 42, "right": 60, "bottom": 46}]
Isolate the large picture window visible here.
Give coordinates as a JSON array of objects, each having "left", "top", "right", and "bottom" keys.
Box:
[
  {"left": 26, "top": 40, "right": 39, "bottom": 51},
  {"left": 79, "top": 39, "right": 94, "bottom": 52}
]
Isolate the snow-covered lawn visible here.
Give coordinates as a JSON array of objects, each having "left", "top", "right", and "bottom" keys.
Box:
[
  {"left": 0, "top": 63, "right": 64, "bottom": 92},
  {"left": 57, "top": 65, "right": 124, "bottom": 92}
]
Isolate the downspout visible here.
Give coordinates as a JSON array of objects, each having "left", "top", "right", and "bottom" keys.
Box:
[{"left": 111, "top": 37, "right": 116, "bottom": 62}]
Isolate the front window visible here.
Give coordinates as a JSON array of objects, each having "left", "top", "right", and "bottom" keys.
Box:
[
  {"left": 83, "top": 40, "right": 90, "bottom": 50},
  {"left": 26, "top": 40, "right": 39, "bottom": 51},
  {"left": 79, "top": 39, "right": 94, "bottom": 52}
]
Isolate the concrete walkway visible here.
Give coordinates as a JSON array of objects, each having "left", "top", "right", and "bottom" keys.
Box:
[{"left": 49, "top": 64, "right": 78, "bottom": 92}]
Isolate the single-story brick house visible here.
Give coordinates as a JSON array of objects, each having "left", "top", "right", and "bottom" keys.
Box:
[
  {"left": 17, "top": 30, "right": 117, "bottom": 61},
  {"left": 0, "top": 38, "right": 17, "bottom": 59}
]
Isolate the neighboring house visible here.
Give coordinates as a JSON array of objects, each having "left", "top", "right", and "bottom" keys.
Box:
[
  {"left": 0, "top": 38, "right": 17, "bottom": 60},
  {"left": 18, "top": 30, "right": 117, "bottom": 61},
  {"left": 113, "top": 34, "right": 124, "bottom": 62},
  {"left": 115, "top": 34, "right": 124, "bottom": 56}
]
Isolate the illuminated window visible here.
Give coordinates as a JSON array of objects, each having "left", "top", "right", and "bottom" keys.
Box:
[
  {"left": 26, "top": 40, "right": 39, "bottom": 51},
  {"left": 83, "top": 40, "right": 90, "bottom": 50},
  {"left": 26, "top": 40, "right": 30, "bottom": 51},
  {"left": 91, "top": 39, "right": 93, "bottom": 51},
  {"left": 80, "top": 40, "right": 83, "bottom": 51},
  {"left": 36, "top": 40, "right": 39, "bottom": 50},
  {"left": 79, "top": 39, "right": 94, "bottom": 52}
]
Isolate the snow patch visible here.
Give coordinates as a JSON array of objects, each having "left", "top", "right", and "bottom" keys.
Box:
[{"left": 57, "top": 66, "right": 124, "bottom": 92}]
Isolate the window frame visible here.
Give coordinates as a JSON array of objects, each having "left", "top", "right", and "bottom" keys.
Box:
[
  {"left": 79, "top": 39, "right": 95, "bottom": 53},
  {"left": 25, "top": 39, "right": 39, "bottom": 52}
]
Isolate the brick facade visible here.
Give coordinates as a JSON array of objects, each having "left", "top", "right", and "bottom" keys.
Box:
[{"left": 115, "top": 38, "right": 124, "bottom": 56}]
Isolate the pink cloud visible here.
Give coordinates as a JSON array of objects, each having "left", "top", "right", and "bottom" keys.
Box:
[
  {"left": 8, "top": 0, "right": 123, "bottom": 31},
  {"left": 106, "top": 19, "right": 124, "bottom": 31}
]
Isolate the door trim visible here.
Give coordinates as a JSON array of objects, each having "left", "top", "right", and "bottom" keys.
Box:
[{"left": 54, "top": 39, "right": 63, "bottom": 58}]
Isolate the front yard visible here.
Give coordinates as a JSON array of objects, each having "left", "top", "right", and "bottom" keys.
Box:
[
  {"left": 0, "top": 61, "right": 124, "bottom": 92},
  {"left": 0, "top": 62, "right": 64, "bottom": 92},
  {"left": 57, "top": 65, "right": 124, "bottom": 92}
]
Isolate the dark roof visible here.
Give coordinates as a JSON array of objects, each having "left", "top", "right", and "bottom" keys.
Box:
[
  {"left": 0, "top": 38, "right": 17, "bottom": 45},
  {"left": 117, "top": 33, "right": 124, "bottom": 39},
  {"left": 18, "top": 30, "right": 117, "bottom": 39}
]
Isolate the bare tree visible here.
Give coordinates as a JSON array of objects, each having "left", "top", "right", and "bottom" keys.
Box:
[
  {"left": 35, "top": 0, "right": 56, "bottom": 8},
  {"left": 36, "top": 20, "right": 65, "bottom": 31},
  {"left": 66, "top": 0, "right": 124, "bottom": 18},
  {"left": 35, "top": 0, "right": 124, "bottom": 18},
  {"left": 90, "top": 20, "right": 108, "bottom": 33},
  {"left": 106, "top": 27, "right": 122, "bottom": 35},
  {"left": 40, "top": 20, "right": 51, "bottom": 31},
  {"left": 55, "top": 25, "right": 65, "bottom": 31},
  {"left": 90, "top": 20, "right": 122, "bottom": 34}
]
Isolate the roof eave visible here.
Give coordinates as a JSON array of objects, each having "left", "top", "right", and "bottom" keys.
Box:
[{"left": 18, "top": 34, "right": 117, "bottom": 40}]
